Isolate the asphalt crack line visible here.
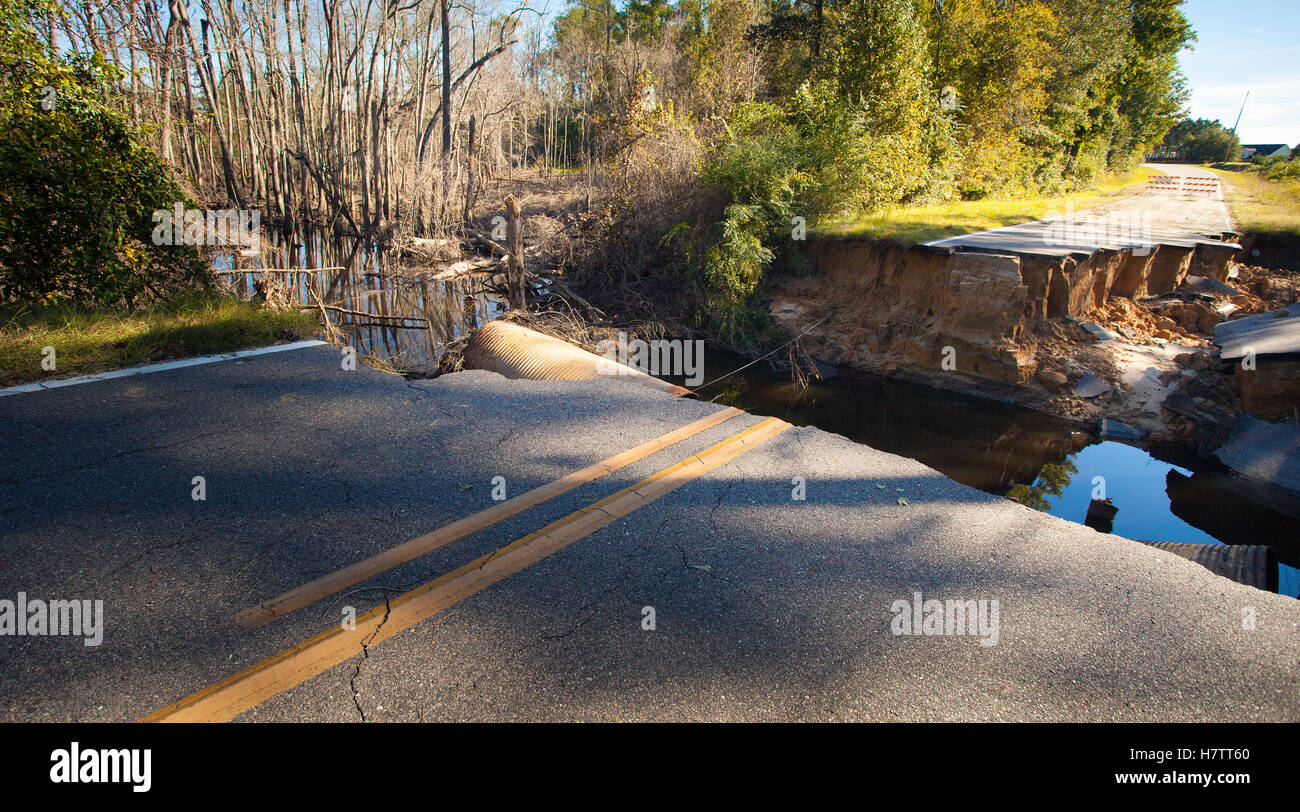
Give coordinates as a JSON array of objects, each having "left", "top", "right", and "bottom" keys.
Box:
[
  {"left": 140, "top": 418, "right": 785, "bottom": 722},
  {"left": 708, "top": 481, "right": 737, "bottom": 533},
  {"left": 349, "top": 594, "right": 393, "bottom": 722},
  {"left": 405, "top": 381, "right": 486, "bottom": 431}
]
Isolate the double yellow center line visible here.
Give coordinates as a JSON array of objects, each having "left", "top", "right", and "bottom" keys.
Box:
[
  {"left": 237, "top": 407, "right": 746, "bottom": 628},
  {"left": 142, "top": 412, "right": 789, "bottom": 722}
]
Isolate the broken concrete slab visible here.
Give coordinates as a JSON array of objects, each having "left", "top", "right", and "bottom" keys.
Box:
[
  {"left": 1183, "top": 274, "right": 1239, "bottom": 297},
  {"left": 1215, "top": 415, "right": 1300, "bottom": 504},
  {"left": 1215, "top": 306, "right": 1300, "bottom": 419},
  {"left": 1214, "top": 305, "right": 1300, "bottom": 360},
  {"left": 1100, "top": 417, "right": 1144, "bottom": 440},
  {"left": 1079, "top": 322, "right": 1120, "bottom": 341},
  {"left": 1075, "top": 373, "right": 1112, "bottom": 398}
]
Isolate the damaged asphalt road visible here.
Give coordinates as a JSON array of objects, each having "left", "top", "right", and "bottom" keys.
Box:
[{"left": 1, "top": 345, "right": 1298, "bottom": 722}]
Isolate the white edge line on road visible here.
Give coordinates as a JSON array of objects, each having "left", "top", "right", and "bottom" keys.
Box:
[{"left": 0, "top": 339, "right": 328, "bottom": 398}]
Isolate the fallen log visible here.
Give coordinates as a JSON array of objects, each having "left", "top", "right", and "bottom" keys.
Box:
[{"left": 423, "top": 258, "right": 501, "bottom": 282}]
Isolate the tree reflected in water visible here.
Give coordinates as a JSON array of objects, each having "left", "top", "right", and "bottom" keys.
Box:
[{"left": 1006, "top": 460, "right": 1080, "bottom": 512}]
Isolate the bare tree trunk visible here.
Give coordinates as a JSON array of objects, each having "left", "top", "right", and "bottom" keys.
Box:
[
  {"left": 158, "top": 0, "right": 181, "bottom": 164},
  {"left": 462, "top": 114, "right": 476, "bottom": 225},
  {"left": 439, "top": 0, "right": 453, "bottom": 224},
  {"left": 180, "top": 3, "right": 247, "bottom": 208},
  {"left": 504, "top": 194, "right": 524, "bottom": 310},
  {"left": 67, "top": 0, "right": 525, "bottom": 241}
]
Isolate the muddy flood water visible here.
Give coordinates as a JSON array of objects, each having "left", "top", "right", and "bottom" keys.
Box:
[{"left": 222, "top": 238, "right": 1299, "bottom": 598}]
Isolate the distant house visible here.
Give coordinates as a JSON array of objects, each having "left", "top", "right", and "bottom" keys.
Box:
[{"left": 1240, "top": 143, "right": 1292, "bottom": 160}]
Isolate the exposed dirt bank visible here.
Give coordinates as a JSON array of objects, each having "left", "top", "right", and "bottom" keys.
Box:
[
  {"left": 770, "top": 235, "right": 1299, "bottom": 460},
  {"left": 1237, "top": 233, "right": 1300, "bottom": 272}
]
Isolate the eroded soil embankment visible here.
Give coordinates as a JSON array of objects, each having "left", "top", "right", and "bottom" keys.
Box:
[
  {"left": 771, "top": 236, "right": 1297, "bottom": 448},
  {"left": 1237, "top": 234, "right": 1300, "bottom": 271}
]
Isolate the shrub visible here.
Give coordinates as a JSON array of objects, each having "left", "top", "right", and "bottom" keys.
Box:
[
  {"left": 1262, "top": 157, "right": 1300, "bottom": 182},
  {"left": 694, "top": 78, "right": 952, "bottom": 342},
  {"left": 0, "top": 0, "right": 207, "bottom": 306}
]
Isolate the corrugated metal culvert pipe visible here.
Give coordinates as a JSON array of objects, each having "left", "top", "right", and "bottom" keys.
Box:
[
  {"left": 462, "top": 320, "right": 694, "bottom": 398},
  {"left": 1139, "top": 541, "right": 1278, "bottom": 593}
]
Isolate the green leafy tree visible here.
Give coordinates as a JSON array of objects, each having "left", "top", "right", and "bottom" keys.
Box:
[
  {"left": 1161, "top": 118, "right": 1241, "bottom": 164},
  {"left": 676, "top": 0, "right": 762, "bottom": 119},
  {"left": 924, "top": 0, "right": 1058, "bottom": 196},
  {"left": 698, "top": 0, "right": 955, "bottom": 340},
  {"left": 1104, "top": 0, "right": 1194, "bottom": 167}
]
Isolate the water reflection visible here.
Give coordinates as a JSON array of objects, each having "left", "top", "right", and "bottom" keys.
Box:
[
  {"left": 1006, "top": 461, "right": 1079, "bottom": 513},
  {"left": 215, "top": 231, "right": 507, "bottom": 373},
  {"left": 1038, "top": 444, "right": 1212, "bottom": 543}
]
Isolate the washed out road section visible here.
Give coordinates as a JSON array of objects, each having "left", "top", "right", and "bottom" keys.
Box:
[{"left": 1, "top": 345, "right": 1296, "bottom": 722}]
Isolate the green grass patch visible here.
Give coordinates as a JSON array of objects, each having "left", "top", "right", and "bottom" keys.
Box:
[
  {"left": 0, "top": 293, "right": 319, "bottom": 386},
  {"left": 815, "top": 166, "right": 1158, "bottom": 245},
  {"left": 1208, "top": 166, "right": 1300, "bottom": 238}
]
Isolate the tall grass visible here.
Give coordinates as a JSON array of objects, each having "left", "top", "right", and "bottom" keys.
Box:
[{"left": 1210, "top": 166, "right": 1300, "bottom": 238}]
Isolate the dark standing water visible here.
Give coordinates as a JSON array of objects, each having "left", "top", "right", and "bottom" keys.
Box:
[
  {"left": 670, "top": 350, "right": 1300, "bottom": 598},
  {"left": 215, "top": 231, "right": 508, "bottom": 373}
]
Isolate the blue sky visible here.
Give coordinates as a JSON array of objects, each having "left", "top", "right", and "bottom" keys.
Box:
[{"left": 1179, "top": 0, "right": 1299, "bottom": 145}]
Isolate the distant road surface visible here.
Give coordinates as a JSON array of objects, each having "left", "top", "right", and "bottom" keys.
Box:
[{"left": 924, "top": 162, "right": 1235, "bottom": 257}]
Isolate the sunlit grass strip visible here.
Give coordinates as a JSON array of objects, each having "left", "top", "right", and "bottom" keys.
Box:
[
  {"left": 0, "top": 293, "right": 318, "bottom": 385},
  {"left": 816, "top": 166, "right": 1158, "bottom": 245},
  {"left": 1209, "top": 167, "right": 1300, "bottom": 238}
]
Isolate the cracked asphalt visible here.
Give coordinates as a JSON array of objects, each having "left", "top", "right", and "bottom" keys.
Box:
[{"left": 2, "top": 344, "right": 1298, "bottom": 722}]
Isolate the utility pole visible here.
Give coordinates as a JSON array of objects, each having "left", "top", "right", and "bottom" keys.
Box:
[{"left": 1226, "top": 91, "right": 1249, "bottom": 162}]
